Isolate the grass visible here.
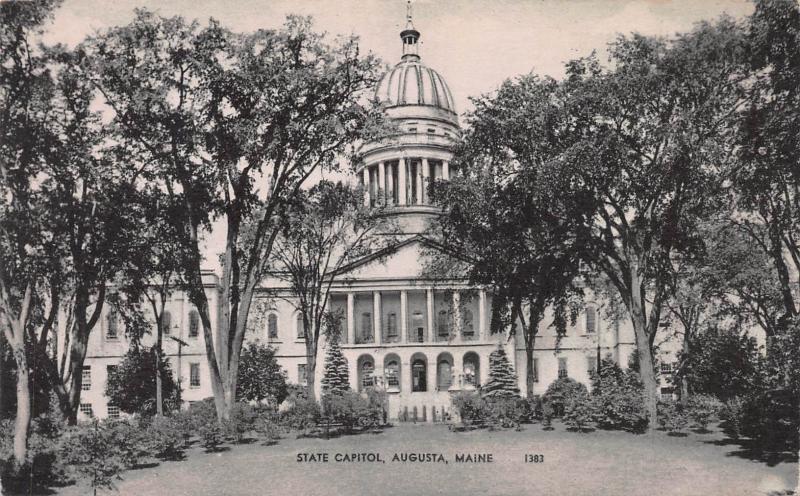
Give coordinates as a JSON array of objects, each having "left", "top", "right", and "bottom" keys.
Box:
[{"left": 56, "top": 421, "right": 796, "bottom": 496}]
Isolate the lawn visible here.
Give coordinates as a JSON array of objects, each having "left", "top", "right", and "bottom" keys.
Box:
[{"left": 56, "top": 422, "right": 796, "bottom": 496}]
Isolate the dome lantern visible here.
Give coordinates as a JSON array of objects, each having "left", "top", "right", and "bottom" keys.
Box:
[{"left": 400, "top": 1, "right": 420, "bottom": 62}]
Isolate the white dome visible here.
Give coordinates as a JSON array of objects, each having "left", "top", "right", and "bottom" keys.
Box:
[{"left": 375, "top": 61, "right": 457, "bottom": 115}]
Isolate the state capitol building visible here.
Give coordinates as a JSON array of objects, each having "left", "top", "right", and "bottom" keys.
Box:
[{"left": 78, "top": 8, "right": 639, "bottom": 422}]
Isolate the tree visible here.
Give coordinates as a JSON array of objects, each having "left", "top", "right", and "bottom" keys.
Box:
[
  {"left": 482, "top": 346, "right": 520, "bottom": 399},
  {"left": 1, "top": 0, "right": 68, "bottom": 463},
  {"left": 552, "top": 18, "right": 748, "bottom": 429},
  {"left": 235, "top": 342, "right": 288, "bottom": 406},
  {"left": 429, "top": 73, "right": 590, "bottom": 398},
  {"left": 105, "top": 346, "right": 180, "bottom": 416},
  {"left": 733, "top": 0, "right": 800, "bottom": 328},
  {"left": 320, "top": 312, "right": 350, "bottom": 396},
  {"left": 82, "top": 11, "right": 384, "bottom": 420},
  {"left": 269, "top": 181, "right": 394, "bottom": 401}
]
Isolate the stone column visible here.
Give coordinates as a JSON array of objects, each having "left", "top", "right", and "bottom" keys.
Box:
[
  {"left": 452, "top": 291, "right": 461, "bottom": 341},
  {"left": 443, "top": 160, "right": 450, "bottom": 181},
  {"left": 373, "top": 291, "right": 382, "bottom": 345},
  {"left": 400, "top": 290, "right": 408, "bottom": 343},
  {"left": 415, "top": 161, "right": 423, "bottom": 205},
  {"left": 479, "top": 289, "right": 487, "bottom": 341},
  {"left": 378, "top": 161, "right": 385, "bottom": 205},
  {"left": 421, "top": 158, "right": 429, "bottom": 204},
  {"left": 426, "top": 289, "right": 434, "bottom": 342},
  {"left": 346, "top": 292, "right": 355, "bottom": 345},
  {"left": 386, "top": 162, "right": 394, "bottom": 204},
  {"left": 398, "top": 158, "right": 407, "bottom": 206},
  {"left": 362, "top": 167, "right": 370, "bottom": 207}
]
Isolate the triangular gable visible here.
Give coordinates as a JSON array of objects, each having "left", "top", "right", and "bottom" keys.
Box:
[{"left": 331, "top": 234, "right": 463, "bottom": 281}]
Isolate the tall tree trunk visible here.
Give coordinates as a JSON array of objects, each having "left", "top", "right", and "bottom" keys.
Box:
[
  {"left": 680, "top": 327, "right": 690, "bottom": 408},
  {"left": 156, "top": 311, "right": 163, "bottom": 416},
  {"left": 627, "top": 264, "right": 658, "bottom": 433},
  {"left": 525, "top": 338, "right": 536, "bottom": 398},
  {"left": 306, "top": 347, "right": 317, "bottom": 403},
  {"left": 10, "top": 341, "right": 30, "bottom": 466}
]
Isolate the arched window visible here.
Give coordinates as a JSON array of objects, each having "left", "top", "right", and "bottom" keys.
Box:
[
  {"left": 462, "top": 309, "right": 474, "bottom": 339},
  {"left": 188, "top": 310, "right": 199, "bottom": 338},
  {"left": 585, "top": 306, "right": 597, "bottom": 334},
  {"left": 296, "top": 314, "right": 305, "bottom": 339},
  {"left": 463, "top": 352, "right": 480, "bottom": 387},
  {"left": 385, "top": 357, "right": 400, "bottom": 391},
  {"left": 437, "top": 310, "right": 449, "bottom": 337},
  {"left": 411, "top": 355, "right": 427, "bottom": 392},
  {"left": 267, "top": 313, "right": 278, "bottom": 339},
  {"left": 360, "top": 360, "right": 374, "bottom": 390},
  {"left": 437, "top": 356, "right": 453, "bottom": 390},
  {"left": 161, "top": 311, "right": 172, "bottom": 335}
]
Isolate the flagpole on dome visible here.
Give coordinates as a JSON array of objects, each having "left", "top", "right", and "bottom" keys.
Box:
[{"left": 400, "top": 0, "right": 420, "bottom": 62}]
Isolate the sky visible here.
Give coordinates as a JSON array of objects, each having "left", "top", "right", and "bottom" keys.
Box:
[{"left": 43, "top": 0, "right": 756, "bottom": 271}]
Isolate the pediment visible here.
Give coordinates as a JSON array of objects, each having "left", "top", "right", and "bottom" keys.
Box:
[{"left": 333, "top": 235, "right": 459, "bottom": 282}]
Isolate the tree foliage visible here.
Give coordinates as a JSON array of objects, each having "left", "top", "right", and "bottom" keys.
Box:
[
  {"left": 235, "top": 342, "right": 288, "bottom": 405},
  {"left": 105, "top": 346, "right": 180, "bottom": 416},
  {"left": 269, "top": 180, "right": 395, "bottom": 400},
  {"left": 482, "top": 347, "right": 520, "bottom": 399},
  {"left": 81, "top": 10, "right": 385, "bottom": 419},
  {"left": 320, "top": 312, "right": 350, "bottom": 397}
]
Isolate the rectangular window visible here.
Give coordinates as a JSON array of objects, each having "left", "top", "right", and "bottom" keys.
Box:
[
  {"left": 79, "top": 403, "right": 93, "bottom": 417},
  {"left": 360, "top": 312, "right": 372, "bottom": 342},
  {"left": 106, "top": 310, "right": 118, "bottom": 339},
  {"left": 558, "top": 358, "right": 568, "bottom": 379},
  {"left": 298, "top": 364, "right": 307, "bottom": 386},
  {"left": 587, "top": 356, "right": 597, "bottom": 377},
  {"left": 189, "top": 363, "right": 201, "bottom": 388},
  {"left": 161, "top": 311, "right": 172, "bottom": 335},
  {"left": 585, "top": 306, "right": 597, "bottom": 333},
  {"left": 660, "top": 362, "right": 672, "bottom": 374},
  {"left": 660, "top": 387, "right": 674, "bottom": 401},
  {"left": 81, "top": 366, "right": 91, "bottom": 391},
  {"left": 107, "top": 405, "right": 120, "bottom": 419},
  {"left": 189, "top": 310, "right": 199, "bottom": 338},
  {"left": 387, "top": 313, "right": 398, "bottom": 338},
  {"left": 533, "top": 358, "right": 539, "bottom": 383},
  {"left": 106, "top": 365, "right": 117, "bottom": 382}
]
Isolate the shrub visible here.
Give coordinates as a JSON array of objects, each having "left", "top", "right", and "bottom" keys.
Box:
[
  {"left": 145, "top": 415, "right": 186, "bottom": 460},
  {"left": 658, "top": 400, "right": 688, "bottom": 434},
  {"left": 104, "top": 419, "right": 150, "bottom": 469},
  {"left": 739, "top": 388, "right": 798, "bottom": 451},
  {"left": 226, "top": 403, "right": 258, "bottom": 443},
  {"left": 543, "top": 377, "right": 588, "bottom": 418},
  {"left": 563, "top": 392, "right": 595, "bottom": 433},
  {"left": 282, "top": 395, "right": 321, "bottom": 431},
  {"left": 1, "top": 413, "right": 71, "bottom": 493},
  {"left": 541, "top": 401, "right": 554, "bottom": 430},
  {"left": 687, "top": 394, "right": 723, "bottom": 431},
  {"left": 60, "top": 421, "right": 127, "bottom": 496},
  {"left": 255, "top": 415, "right": 283, "bottom": 445},
  {"left": 719, "top": 396, "right": 745, "bottom": 439},
  {"left": 452, "top": 391, "right": 488, "bottom": 425},
  {"left": 322, "top": 390, "right": 383, "bottom": 431},
  {"left": 591, "top": 359, "right": 648, "bottom": 432},
  {"left": 199, "top": 422, "right": 225, "bottom": 452},
  {"left": 486, "top": 397, "right": 529, "bottom": 429}
]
